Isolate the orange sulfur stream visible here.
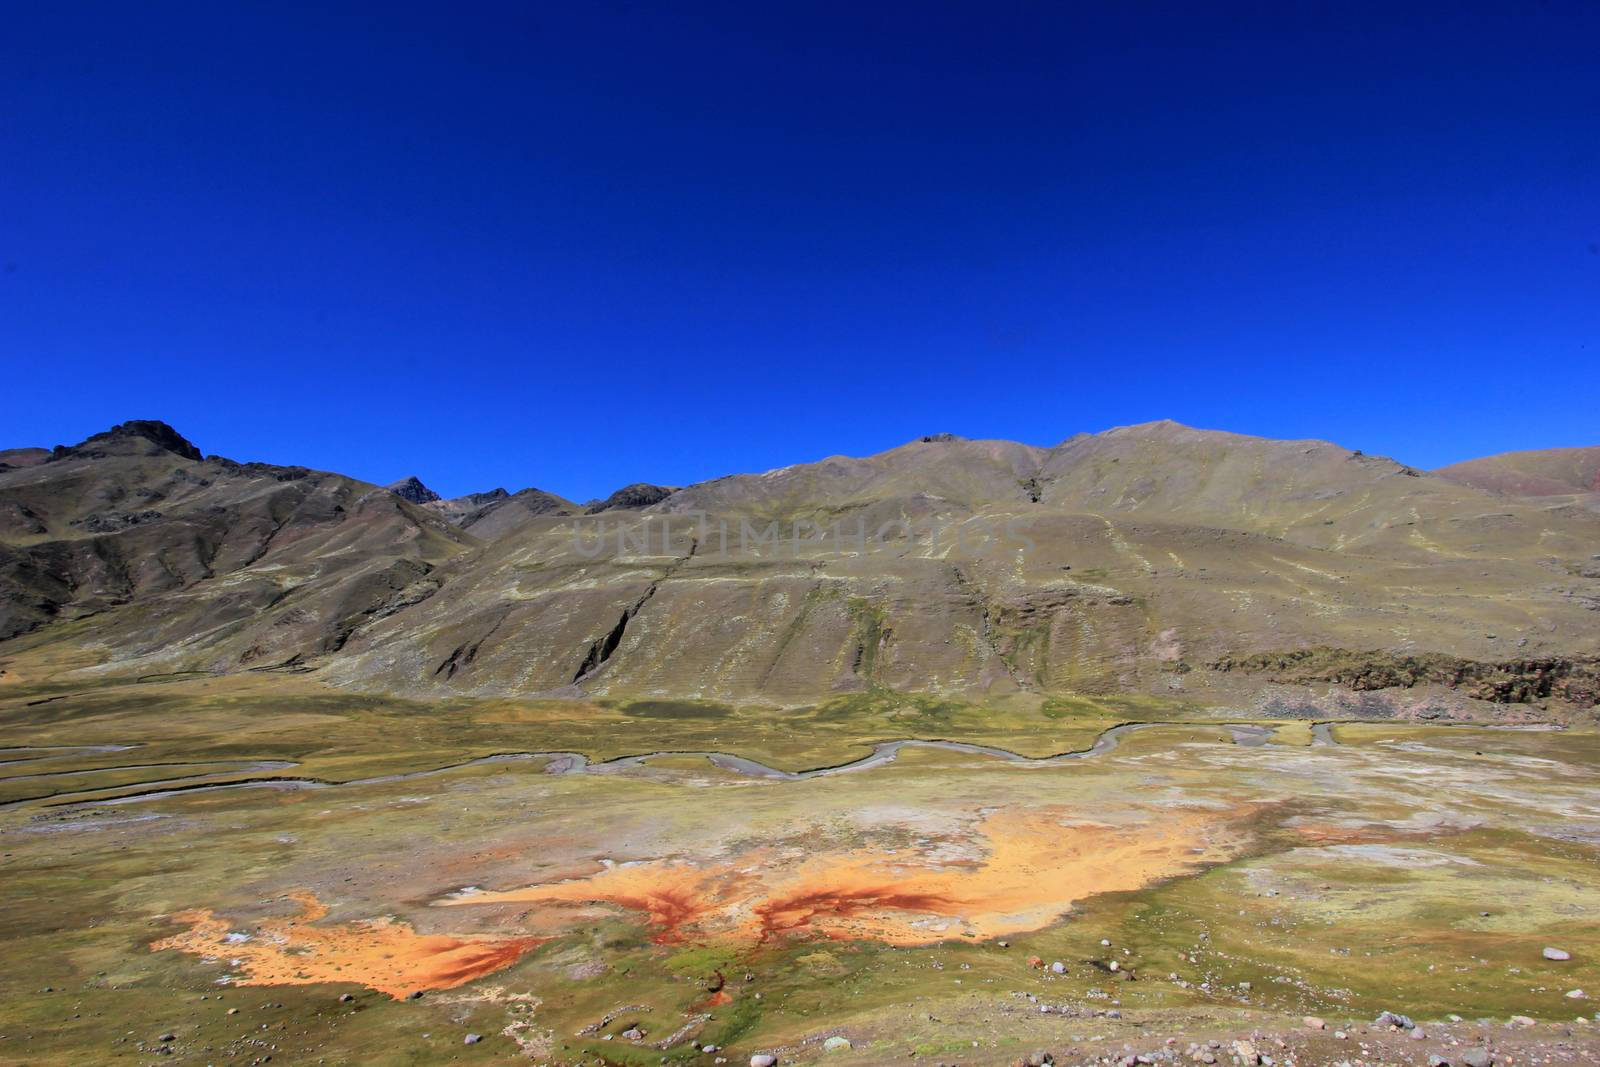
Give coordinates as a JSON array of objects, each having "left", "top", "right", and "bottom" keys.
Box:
[
  {"left": 151, "top": 891, "right": 546, "bottom": 999},
  {"left": 441, "top": 806, "right": 1250, "bottom": 945}
]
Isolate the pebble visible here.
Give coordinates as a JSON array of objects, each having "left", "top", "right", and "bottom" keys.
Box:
[
  {"left": 1051, "top": 961, "right": 1066, "bottom": 974},
  {"left": 463, "top": 1033, "right": 482, "bottom": 1045},
  {"left": 1543, "top": 946, "right": 1572, "bottom": 961},
  {"left": 1567, "top": 989, "right": 1587, "bottom": 999}
]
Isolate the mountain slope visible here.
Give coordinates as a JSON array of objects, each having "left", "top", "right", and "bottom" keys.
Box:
[
  {"left": 4, "top": 420, "right": 1598, "bottom": 715},
  {"left": 0, "top": 422, "right": 474, "bottom": 666},
  {"left": 1436, "top": 445, "right": 1600, "bottom": 497}
]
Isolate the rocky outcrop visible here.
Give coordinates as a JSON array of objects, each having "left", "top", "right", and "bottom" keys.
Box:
[
  {"left": 1212, "top": 647, "right": 1600, "bottom": 707},
  {"left": 55, "top": 419, "right": 204, "bottom": 462},
  {"left": 387, "top": 476, "right": 441, "bottom": 505},
  {"left": 585, "top": 483, "right": 676, "bottom": 513}
]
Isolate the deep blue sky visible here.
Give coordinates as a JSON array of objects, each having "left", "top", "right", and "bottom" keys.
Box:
[{"left": 4, "top": 3, "right": 1597, "bottom": 500}]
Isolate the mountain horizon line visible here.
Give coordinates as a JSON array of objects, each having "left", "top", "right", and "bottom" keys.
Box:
[{"left": 6, "top": 416, "right": 1596, "bottom": 511}]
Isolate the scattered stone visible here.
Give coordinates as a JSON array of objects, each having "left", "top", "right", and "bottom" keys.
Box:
[
  {"left": 463, "top": 1033, "right": 482, "bottom": 1045},
  {"left": 749, "top": 1055, "right": 778, "bottom": 1067},
  {"left": 823, "top": 1036, "right": 851, "bottom": 1052},
  {"left": 1375, "top": 1010, "right": 1415, "bottom": 1029},
  {"left": 338, "top": 993, "right": 354, "bottom": 1003},
  {"left": 404, "top": 991, "right": 424, "bottom": 1001},
  {"left": 159, "top": 1033, "right": 176, "bottom": 1043},
  {"left": 1050, "top": 961, "right": 1066, "bottom": 974},
  {"left": 1231, "top": 1039, "right": 1260, "bottom": 1064},
  {"left": 1461, "top": 1049, "right": 1494, "bottom": 1067},
  {"left": 1544, "top": 946, "right": 1572, "bottom": 961},
  {"left": 1427, "top": 1057, "right": 1450, "bottom": 1067},
  {"left": 1567, "top": 989, "right": 1587, "bottom": 999},
  {"left": 621, "top": 1027, "right": 645, "bottom": 1041},
  {"left": 1023, "top": 1053, "right": 1054, "bottom": 1067},
  {"left": 1509, "top": 1014, "right": 1536, "bottom": 1027},
  {"left": 1303, "top": 1017, "right": 1326, "bottom": 1030},
  {"left": 1027, "top": 955, "right": 1044, "bottom": 969},
  {"left": 1411, "top": 1026, "right": 1428, "bottom": 1040}
]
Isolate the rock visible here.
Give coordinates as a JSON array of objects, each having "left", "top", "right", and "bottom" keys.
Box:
[
  {"left": 1375, "top": 1010, "right": 1415, "bottom": 1029},
  {"left": 404, "top": 990, "right": 424, "bottom": 1001},
  {"left": 585, "top": 483, "right": 677, "bottom": 513},
  {"left": 621, "top": 1027, "right": 645, "bottom": 1040},
  {"left": 338, "top": 993, "right": 354, "bottom": 1003},
  {"left": 1027, "top": 955, "right": 1044, "bottom": 968},
  {"left": 1461, "top": 1049, "right": 1494, "bottom": 1067},
  {"left": 1544, "top": 946, "right": 1572, "bottom": 961},
  {"left": 463, "top": 1033, "right": 482, "bottom": 1045},
  {"left": 1567, "top": 989, "right": 1587, "bottom": 999},
  {"left": 1411, "top": 1026, "right": 1428, "bottom": 1040},
  {"left": 1023, "top": 1053, "right": 1054, "bottom": 1067},
  {"left": 823, "top": 1036, "right": 852, "bottom": 1052},
  {"left": 1108, "top": 960, "right": 1119, "bottom": 972},
  {"left": 159, "top": 1033, "right": 176, "bottom": 1043},
  {"left": 1050, "top": 960, "right": 1066, "bottom": 974},
  {"left": 1509, "top": 1015, "right": 1536, "bottom": 1027},
  {"left": 1231, "top": 1039, "right": 1260, "bottom": 1064},
  {"left": 1427, "top": 1057, "right": 1450, "bottom": 1067},
  {"left": 387, "top": 476, "right": 441, "bottom": 505},
  {"left": 750, "top": 1055, "right": 778, "bottom": 1067},
  {"left": 1303, "top": 1016, "right": 1326, "bottom": 1030}
]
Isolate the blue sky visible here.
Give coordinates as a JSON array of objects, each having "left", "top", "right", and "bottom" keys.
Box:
[{"left": 4, "top": 2, "right": 1597, "bottom": 500}]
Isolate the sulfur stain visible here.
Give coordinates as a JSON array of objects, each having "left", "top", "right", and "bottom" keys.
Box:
[
  {"left": 441, "top": 806, "right": 1252, "bottom": 945},
  {"left": 151, "top": 890, "right": 545, "bottom": 998}
]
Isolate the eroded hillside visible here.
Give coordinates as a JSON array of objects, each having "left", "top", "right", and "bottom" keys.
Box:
[{"left": 3, "top": 420, "right": 1598, "bottom": 717}]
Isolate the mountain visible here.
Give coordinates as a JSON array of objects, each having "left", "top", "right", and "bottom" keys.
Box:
[
  {"left": 3, "top": 420, "right": 1597, "bottom": 716},
  {"left": 386, "top": 475, "right": 441, "bottom": 504},
  {"left": 1436, "top": 445, "right": 1600, "bottom": 497},
  {"left": 423, "top": 486, "right": 578, "bottom": 538},
  {"left": 0, "top": 421, "right": 471, "bottom": 662}
]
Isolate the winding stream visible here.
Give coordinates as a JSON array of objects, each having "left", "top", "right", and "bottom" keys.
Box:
[{"left": 0, "top": 718, "right": 1560, "bottom": 810}]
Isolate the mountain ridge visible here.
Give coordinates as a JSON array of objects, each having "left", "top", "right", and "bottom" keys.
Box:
[{"left": 3, "top": 419, "right": 1597, "bottom": 718}]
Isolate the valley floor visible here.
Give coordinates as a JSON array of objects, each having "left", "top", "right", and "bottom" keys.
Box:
[{"left": 1, "top": 676, "right": 1597, "bottom": 1066}]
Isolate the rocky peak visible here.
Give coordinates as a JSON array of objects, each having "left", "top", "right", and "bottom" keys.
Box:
[
  {"left": 584, "top": 483, "right": 677, "bottom": 513},
  {"left": 387, "top": 476, "right": 441, "bottom": 505},
  {"left": 58, "top": 420, "right": 203, "bottom": 462}
]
